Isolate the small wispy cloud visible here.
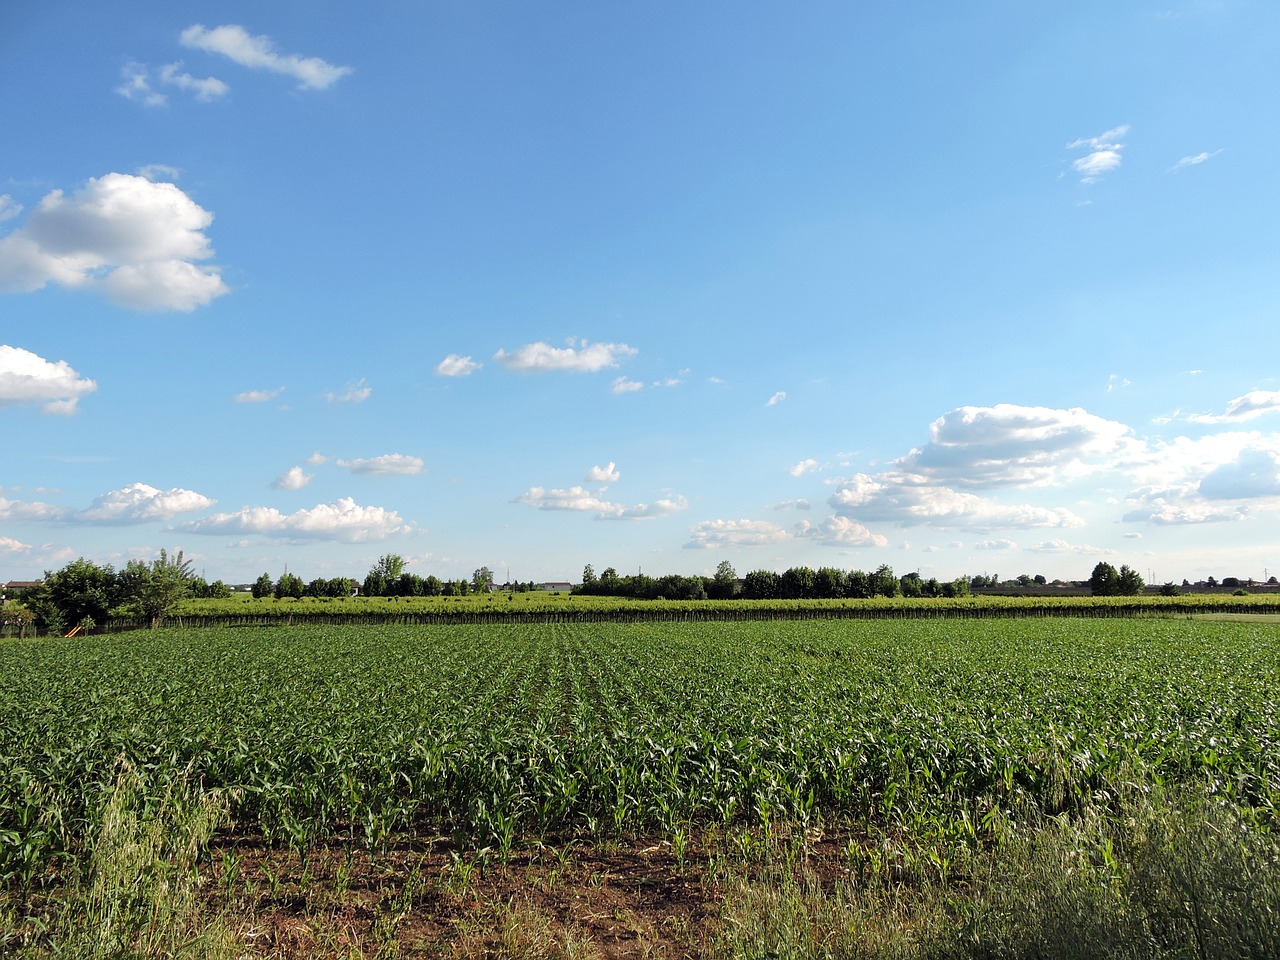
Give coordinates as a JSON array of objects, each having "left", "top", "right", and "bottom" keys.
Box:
[
  {"left": 514, "top": 485, "right": 687, "bottom": 521},
  {"left": 234, "top": 386, "right": 283, "bottom": 403},
  {"left": 1107, "top": 374, "right": 1131, "bottom": 393},
  {"left": 116, "top": 62, "right": 167, "bottom": 105},
  {"left": 1168, "top": 149, "right": 1222, "bottom": 173},
  {"left": 159, "top": 62, "right": 229, "bottom": 102},
  {"left": 137, "top": 164, "right": 181, "bottom": 183},
  {"left": 336, "top": 454, "right": 424, "bottom": 475},
  {"left": 611, "top": 376, "right": 643, "bottom": 394},
  {"left": 1067, "top": 125, "right": 1129, "bottom": 184},
  {"left": 180, "top": 24, "right": 353, "bottom": 90},
  {"left": 0, "top": 195, "right": 23, "bottom": 223},
  {"left": 1187, "top": 390, "right": 1280, "bottom": 424},
  {"left": 789, "top": 458, "right": 820, "bottom": 477},
  {"left": 326, "top": 378, "right": 371, "bottom": 403},
  {"left": 766, "top": 391, "right": 787, "bottom": 407},
  {"left": 116, "top": 61, "right": 227, "bottom": 105}
]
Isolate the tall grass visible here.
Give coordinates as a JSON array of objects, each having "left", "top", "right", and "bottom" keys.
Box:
[
  {"left": 715, "top": 776, "right": 1280, "bottom": 960},
  {"left": 3, "top": 762, "right": 236, "bottom": 960}
]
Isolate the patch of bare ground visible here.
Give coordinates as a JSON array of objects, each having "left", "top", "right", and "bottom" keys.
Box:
[{"left": 203, "top": 824, "right": 851, "bottom": 958}]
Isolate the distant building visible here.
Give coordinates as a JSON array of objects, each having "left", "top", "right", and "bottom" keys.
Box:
[
  {"left": 2, "top": 581, "right": 40, "bottom": 604},
  {"left": 540, "top": 581, "right": 573, "bottom": 592}
]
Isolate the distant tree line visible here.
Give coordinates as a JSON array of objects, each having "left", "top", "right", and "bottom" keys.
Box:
[
  {"left": 6, "top": 552, "right": 1167, "bottom": 636},
  {"left": 573, "top": 561, "right": 975, "bottom": 601},
  {"left": 250, "top": 556, "right": 538, "bottom": 600}
]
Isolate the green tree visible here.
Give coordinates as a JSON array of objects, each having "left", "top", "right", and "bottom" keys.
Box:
[
  {"left": 364, "top": 555, "right": 407, "bottom": 597},
  {"left": 251, "top": 573, "right": 274, "bottom": 599},
  {"left": 814, "top": 567, "right": 846, "bottom": 599},
  {"left": 191, "top": 577, "right": 232, "bottom": 599},
  {"left": 741, "top": 570, "right": 781, "bottom": 599},
  {"left": 472, "top": 566, "right": 494, "bottom": 593},
  {"left": 1117, "top": 564, "right": 1145, "bottom": 596},
  {"left": 1089, "top": 562, "right": 1120, "bottom": 596},
  {"left": 600, "top": 567, "right": 621, "bottom": 594},
  {"left": 274, "top": 572, "right": 305, "bottom": 599},
  {"left": 869, "top": 564, "right": 899, "bottom": 598},
  {"left": 30, "top": 558, "right": 120, "bottom": 631},
  {"left": 846, "top": 569, "right": 872, "bottom": 599},
  {"left": 125, "top": 549, "right": 196, "bottom": 628},
  {"left": 709, "top": 560, "right": 738, "bottom": 599},
  {"left": 780, "top": 566, "right": 816, "bottom": 599},
  {"left": 375, "top": 554, "right": 407, "bottom": 580},
  {"left": 329, "top": 577, "right": 356, "bottom": 597}
]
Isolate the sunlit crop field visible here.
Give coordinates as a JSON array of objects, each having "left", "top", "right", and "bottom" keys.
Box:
[{"left": 3, "top": 617, "right": 1279, "bottom": 887}]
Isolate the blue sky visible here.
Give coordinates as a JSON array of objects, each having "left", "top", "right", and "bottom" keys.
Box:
[{"left": 3, "top": 1, "right": 1280, "bottom": 587}]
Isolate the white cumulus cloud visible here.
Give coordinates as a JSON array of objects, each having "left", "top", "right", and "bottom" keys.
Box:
[
  {"left": 585, "top": 462, "right": 621, "bottom": 483},
  {"left": 0, "top": 173, "right": 227, "bottom": 311},
  {"left": 796, "top": 515, "right": 888, "bottom": 547},
  {"left": 0, "top": 345, "right": 97, "bottom": 414},
  {"left": 1197, "top": 447, "right": 1280, "bottom": 500},
  {"left": 180, "top": 497, "right": 412, "bottom": 542},
  {"left": 435, "top": 354, "right": 481, "bottom": 377},
  {"left": 975, "top": 539, "right": 1017, "bottom": 551},
  {"left": 0, "top": 196, "right": 23, "bottom": 222},
  {"left": 684, "top": 518, "right": 791, "bottom": 550},
  {"left": 180, "top": 24, "right": 353, "bottom": 90},
  {"left": 0, "top": 496, "right": 66, "bottom": 521},
  {"left": 1122, "top": 500, "right": 1249, "bottom": 525},
  {"left": 789, "top": 458, "right": 820, "bottom": 477},
  {"left": 78, "top": 482, "right": 215, "bottom": 523},
  {"left": 898, "top": 403, "right": 1133, "bottom": 487},
  {"left": 829, "top": 473, "right": 1084, "bottom": 531},
  {"left": 272, "top": 466, "right": 313, "bottom": 490},
  {"left": 494, "top": 340, "right": 637, "bottom": 373}
]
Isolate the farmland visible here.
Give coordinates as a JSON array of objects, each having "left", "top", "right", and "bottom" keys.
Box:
[
  {"left": 106, "top": 588, "right": 1280, "bottom": 631},
  {"left": 3, "top": 617, "right": 1280, "bottom": 957}
]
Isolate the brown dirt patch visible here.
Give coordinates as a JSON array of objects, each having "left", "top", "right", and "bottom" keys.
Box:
[{"left": 205, "top": 825, "right": 853, "bottom": 958}]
